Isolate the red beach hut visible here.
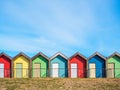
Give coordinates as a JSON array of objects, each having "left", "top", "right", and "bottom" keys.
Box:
[
  {"left": 69, "top": 52, "right": 87, "bottom": 78},
  {"left": 0, "top": 52, "right": 12, "bottom": 78}
]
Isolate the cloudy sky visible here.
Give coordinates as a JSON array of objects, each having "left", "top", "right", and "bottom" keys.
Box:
[{"left": 0, "top": 0, "right": 120, "bottom": 58}]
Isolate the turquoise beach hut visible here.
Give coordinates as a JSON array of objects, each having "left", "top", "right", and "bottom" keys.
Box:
[{"left": 50, "top": 52, "right": 68, "bottom": 78}]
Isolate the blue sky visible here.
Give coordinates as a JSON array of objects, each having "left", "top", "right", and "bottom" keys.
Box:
[{"left": 0, "top": 0, "right": 120, "bottom": 58}]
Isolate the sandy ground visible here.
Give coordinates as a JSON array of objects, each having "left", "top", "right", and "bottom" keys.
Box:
[{"left": 0, "top": 78, "right": 120, "bottom": 90}]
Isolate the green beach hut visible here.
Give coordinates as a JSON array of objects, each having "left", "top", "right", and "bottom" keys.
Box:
[
  {"left": 107, "top": 52, "right": 120, "bottom": 78},
  {"left": 31, "top": 52, "right": 49, "bottom": 78}
]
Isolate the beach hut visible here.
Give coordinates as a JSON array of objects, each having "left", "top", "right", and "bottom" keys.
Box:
[
  {"left": 13, "top": 52, "right": 30, "bottom": 78},
  {"left": 88, "top": 52, "right": 106, "bottom": 78},
  {"left": 31, "top": 52, "right": 49, "bottom": 78},
  {"left": 107, "top": 52, "right": 120, "bottom": 78},
  {"left": 0, "top": 52, "right": 11, "bottom": 78},
  {"left": 69, "top": 52, "right": 87, "bottom": 78},
  {"left": 50, "top": 52, "right": 68, "bottom": 78}
]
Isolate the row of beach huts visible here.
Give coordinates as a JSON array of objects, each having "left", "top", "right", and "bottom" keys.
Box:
[{"left": 0, "top": 52, "right": 120, "bottom": 78}]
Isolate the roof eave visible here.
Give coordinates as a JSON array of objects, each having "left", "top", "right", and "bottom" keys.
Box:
[
  {"left": 0, "top": 52, "right": 12, "bottom": 60},
  {"left": 69, "top": 52, "right": 87, "bottom": 60},
  {"left": 32, "top": 52, "right": 49, "bottom": 61},
  {"left": 88, "top": 52, "right": 106, "bottom": 61},
  {"left": 50, "top": 52, "right": 68, "bottom": 61},
  {"left": 13, "top": 52, "right": 30, "bottom": 60},
  {"left": 107, "top": 52, "right": 120, "bottom": 59}
]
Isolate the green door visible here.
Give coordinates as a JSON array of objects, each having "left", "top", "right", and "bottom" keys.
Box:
[{"left": 16, "top": 63, "right": 22, "bottom": 78}]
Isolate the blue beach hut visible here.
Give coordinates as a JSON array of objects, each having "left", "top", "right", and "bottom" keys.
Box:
[{"left": 88, "top": 52, "right": 106, "bottom": 78}]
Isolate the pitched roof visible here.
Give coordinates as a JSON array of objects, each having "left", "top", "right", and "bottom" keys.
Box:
[
  {"left": 88, "top": 52, "right": 106, "bottom": 60},
  {"left": 13, "top": 52, "right": 30, "bottom": 60},
  {"left": 0, "top": 52, "right": 12, "bottom": 60},
  {"left": 69, "top": 52, "right": 87, "bottom": 60},
  {"left": 50, "top": 52, "right": 68, "bottom": 60},
  {"left": 32, "top": 52, "right": 49, "bottom": 61},
  {"left": 107, "top": 52, "right": 120, "bottom": 59}
]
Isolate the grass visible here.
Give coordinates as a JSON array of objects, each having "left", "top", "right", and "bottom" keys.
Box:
[{"left": 0, "top": 78, "right": 120, "bottom": 90}]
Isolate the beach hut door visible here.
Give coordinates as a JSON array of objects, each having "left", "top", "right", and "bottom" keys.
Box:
[
  {"left": 89, "top": 63, "right": 96, "bottom": 78},
  {"left": 71, "top": 63, "right": 77, "bottom": 78},
  {"left": 52, "top": 63, "right": 59, "bottom": 77},
  {"left": 34, "top": 63, "right": 40, "bottom": 77},
  {"left": 0, "top": 63, "right": 4, "bottom": 78},
  {"left": 107, "top": 63, "right": 114, "bottom": 78},
  {"left": 16, "top": 63, "right": 22, "bottom": 78}
]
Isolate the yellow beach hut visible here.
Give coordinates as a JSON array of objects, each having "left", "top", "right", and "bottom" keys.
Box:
[{"left": 13, "top": 52, "right": 30, "bottom": 78}]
